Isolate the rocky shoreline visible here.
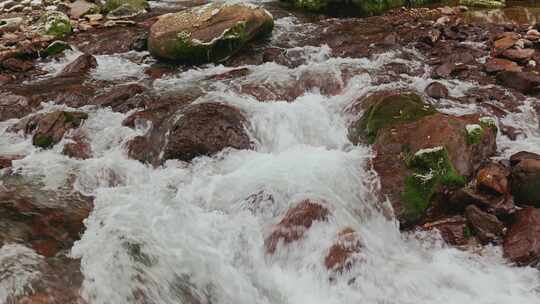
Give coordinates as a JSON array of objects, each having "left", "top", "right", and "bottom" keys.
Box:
[{"left": 1, "top": 0, "right": 540, "bottom": 303}]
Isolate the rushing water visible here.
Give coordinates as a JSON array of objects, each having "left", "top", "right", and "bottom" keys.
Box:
[{"left": 2, "top": 2, "right": 540, "bottom": 303}]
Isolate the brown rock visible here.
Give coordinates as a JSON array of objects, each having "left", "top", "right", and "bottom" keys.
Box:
[
  {"left": 0, "top": 92, "right": 32, "bottom": 122},
  {"left": 69, "top": 0, "right": 97, "bottom": 19},
  {"left": 510, "top": 151, "right": 540, "bottom": 166},
  {"left": 433, "top": 62, "right": 455, "bottom": 78},
  {"left": 422, "top": 216, "right": 471, "bottom": 246},
  {"left": 59, "top": 54, "right": 97, "bottom": 76},
  {"left": 91, "top": 83, "right": 147, "bottom": 112},
  {"left": 2, "top": 57, "right": 34, "bottom": 72},
  {"left": 476, "top": 162, "right": 510, "bottom": 195},
  {"left": 62, "top": 136, "right": 92, "bottom": 159},
  {"left": 503, "top": 207, "right": 540, "bottom": 266},
  {"left": 449, "top": 187, "right": 515, "bottom": 215},
  {"left": 425, "top": 82, "right": 449, "bottom": 99},
  {"left": 22, "top": 111, "right": 88, "bottom": 149},
  {"left": 511, "top": 157, "right": 540, "bottom": 207},
  {"left": 493, "top": 35, "right": 518, "bottom": 52},
  {"left": 497, "top": 71, "right": 540, "bottom": 93},
  {"left": 501, "top": 48, "right": 535, "bottom": 62},
  {"left": 465, "top": 205, "right": 505, "bottom": 244},
  {"left": 0, "top": 155, "right": 23, "bottom": 169},
  {"left": 324, "top": 227, "right": 362, "bottom": 273},
  {"left": 484, "top": 58, "right": 522, "bottom": 73},
  {"left": 265, "top": 200, "right": 329, "bottom": 254}
]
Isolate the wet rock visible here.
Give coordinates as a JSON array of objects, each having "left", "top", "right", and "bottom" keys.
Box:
[
  {"left": 493, "top": 35, "right": 518, "bottom": 52},
  {"left": 373, "top": 112, "right": 497, "bottom": 225},
  {"left": 503, "top": 207, "right": 540, "bottom": 266},
  {"left": 449, "top": 186, "right": 515, "bottom": 215},
  {"left": 104, "top": 0, "right": 148, "bottom": 17},
  {"left": 484, "top": 57, "right": 522, "bottom": 73},
  {"left": 0, "top": 92, "right": 31, "bottom": 121},
  {"left": 91, "top": 83, "right": 146, "bottom": 112},
  {"left": 69, "top": 0, "right": 100, "bottom": 19},
  {"left": 39, "top": 11, "right": 72, "bottom": 38},
  {"left": 497, "top": 71, "right": 540, "bottom": 93},
  {"left": 23, "top": 111, "right": 89, "bottom": 149},
  {"left": 162, "top": 102, "right": 251, "bottom": 162},
  {"left": 465, "top": 205, "right": 505, "bottom": 244},
  {"left": 476, "top": 162, "right": 509, "bottom": 195},
  {"left": 348, "top": 92, "right": 436, "bottom": 144},
  {"left": 0, "top": 155, "right": 23, "bottom": 169},
  {"left": 148, "top": 3, "right": 274, "bottom": 63},
  {"left": 62, "top": 135, "right": 92, "bottom": 160},
  {"left": 265, "top": 199, "right": 329, "bottom": 254},
  {"left": 433, "top": 62, "right": 455, "bottom": 79},
  {"left": 43, "top": 41, "right": 72, "bottom": 58},
  {"left": 425, "top": 82, "right": 449, "bottom": 99},
  {"left": 501, "top": 48, "right": 535, "bottom": 62},
  {"left": 324, "top": 227, "right": 362, "bottom": 273},
  {"left": 1, "top": 57, "right": 34, "bottom": 72},
  {"left": 59, "top": 54, "right": 97, "bottom": 76},
  {"left": 510, "top": 151, "right": 540, "bottom": 166},
  {"left": 422, "top": 216, "right": 472, "bottom": 246},
  {"left": 510, "top": 152, "right": 540, "bottom": 207}
]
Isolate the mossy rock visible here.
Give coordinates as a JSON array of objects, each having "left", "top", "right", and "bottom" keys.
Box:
[
  {"left": 148, "top": 3, "right": 274, "bottom": 63},
  {"left": 33, "top": 134, "right": 54, "bottom": 149},
  {"left": 466, "top": 124, "right": 484, "bottom": 145},
  {"left": 281, "top": 0, "right": 437, "bottom": 15},
  {"left": 103, "top": 0, "right": 149, "bottom": 13},
  {"left": 401, "top": 147, "right": 466, "bottom": 222},
  {"left": 40, "top": 11, "right": 72, "bottom": 38},
  {"left": 351, "top": 92, "right": 437, "bottom": 144},
  {"left": 43, "top": 41, "right": 72, "bottom": 57},
  {"left": 459, "top": 0, "right": 505, "bottom": 8}
]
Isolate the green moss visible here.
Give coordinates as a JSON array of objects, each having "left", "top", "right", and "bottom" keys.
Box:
[
  {"left": 41, "top": 12, "right": 72, "bottom": 38},
  {"left": 459, "top": 0, "right": 505, "bottom": 8},
  {"left": 479, "top": 116, "right": 498, "bottom": 134},
  {"left": 33, "top": 134, "right": 54, "bottom": 149},
  {"left": 104, "top": 0, "right": 149, "bottom": 12},
  {"left": 401, "top": 147, "right": 466, "bottom": 222},
  {"left": 463, "top": 225, "right": 473, "bottom": 239},
  {"left": 357, "top": 93, "right": 437, "bottom": 144},
  {"left": 466, "top": 124, "right": 485, "bottom": 145}
]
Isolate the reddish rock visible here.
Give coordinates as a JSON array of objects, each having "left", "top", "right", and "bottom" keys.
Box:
[
  {"left": 497, "top": 71, "right": 540, "bottom": 93},
  {"left": 449, "top": 187, "right": 515, "bottom": 215},
  {"left": 484, "top": 58, "right": 522, "bottom": 73},
  {"left": 501, "top": 48, "right": 535, "bottom": 62},
  {"left": 433, "top": 62, "right": 455, "bottom": 78},
  {"left": 265, "top": 200, "right": 330, "bottom": 254},
  {"left": 465, "top": 205, "right": 505, "bottom": 244},
  {"left": 511, "top": 155, "right": 540, "bottom": 207},
  {"left": 22, "top": 111, "right": 89, "bottom": 149},
  {"left": 2, "top": 57, "right": 34, "bottom": 72},
  {"left": 0, "top": 154, "right": 23, "bottom": 169},
  {"left": 62, "top": 136, "right": 92, "bottom": 159},
  {"left": 0, "top": 92, "right": 32, "bottom": 121},
  {"left": 422, "top": 216, "right": 471, "bottom": 246},
  {"left": 425, "top": 82, "right": 449, "bottom": 99},
  {"left": 475, "top": 162, "right": 510, "bottom": 195},
  {"left": 30, "top": 239, "right": 62, "bottom": 257},
  {"left": 510, "top": 151, "right": 540, "bottom": 166},
  {"left": 91, "top": 83, "right": 147, "bottom": 112},
  {"left": 503, "top": 207, "right": 540, "bottom": 266},
  {"left": 493, "top": 35, "right": 518, "bottom": 52},
  {"left": 59, "top": 54, "right": 97, "bottom": 76},
  {"left": 324, "top": 227, "right": 362, "bottom": 273}
]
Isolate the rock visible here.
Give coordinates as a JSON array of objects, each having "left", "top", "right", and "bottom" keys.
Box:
[
  {"left": 501, "top": 48, "right": 535, "bottom": 62},
  {"left": 90, "top": 83, "right": 146, "bottom": 112},
  {"left": 425, "top": 82, "right": 449, "bottom": 99},
  {"left": 23, "top": 111, "right": 88, "bottom": 149},
  {"left": 493, "top": 35, "right": 518, "bottom": 52},
  {"left": 0, "top": 155, "right": 23, "bottom": 169},
  {"left": 422, "top": 216, "right": 472, "bottom": 246},
  {"left": 510, "top": 153, "right": 540, "bottom": 207},
  {"left": 282, "top": 0, "right": 427, "bottom": 15},
  {"left": 525, "top": 29, "right": 540, "bottom": 41},
  {"left": 438, "top": 6, "right": 455, "bottom": 15},
  {"left": 265, "top": 199, "right": 329, "bottom": 254},
  {"left": 476, "top": 162, "right": 509, "bottom": 195},
  {"left": 69, "top": 0, "right": 99, "bottom": 19},
  {"left": 62, "top": 135, "right": 92, "bottom": 159},
  {"left": 510, "top": 151, "right": 540, "bottom": 166},
  {"left": 0, "top": 92, "right": 31, "bottom": 121},
  {"left": 465, "top": 205, "right": 505, "bottom": 244},
  {"left": 0, "top": 17, "right": 23, "bottom": 34},
  {"left": 497, "top": 71, "right": 540, "bottom": 93},
  {"left": 39, "top": 11, "right": 72, "bottom": 38},
  {"left": 162, "top": 103, "right": 251, "bottom": 162},
  {"left": 1, "top": 57, "right": 33, "bottom": 72},
  {"left": 503, "top": 207, "right": 540, "bottom": 266},
  {"left": 324, "top": 227, "right": 362, "bottom": 273},
  {"left": 459, "top": 0, "right": 505, "bottom": 8},
  {"left": 148, "top": 3, "right": 274, "bottom": 63},
  {"left": 104, "top": 0, "right": 148, "bottom": 17},
  {"left": 59, "top": 53, "right": 97, "bottom": 76},
  {"left": 348, "top": 92, "right": 437, "bottom": 144},
  {"left": 433, "top": 62, "right": 455, "bottom": 78},
  {"left": 43, "top": 40, "right": 72, "bottom": 57},
  {"left": 449, "top": 186, "right": 515, "bottom": 215},
  {"left": 373, "top": 112, "right": 497, "bottom": 225},
  {"left": 484, "top": 57, "right": 522, "bottom": 73}
]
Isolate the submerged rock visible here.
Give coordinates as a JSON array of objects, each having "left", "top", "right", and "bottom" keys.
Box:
[
  {"left": 504, "top": 207, "right": 540, "bottom": 266},
  {"left": 324, "top": 227, "right": 362, "bottom": 273},
  {"left": 265, "top": 199, "right": 329, "bottom": 254},
  {"left": 148, "top": 3, "right": 274, "bottom": 63}
]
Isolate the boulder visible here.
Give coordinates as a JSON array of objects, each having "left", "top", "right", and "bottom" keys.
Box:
[
  {"left": 265, "top": 199, "right": 329, "bottom": 254},
  {"left": 69, "top": 0, "right": 100, "bottom": 19},
  {"left": 501, "top": 48, "right": 535, "bottom": 62},
  {"left": 127, "top": 102, "right": 251, "bottom": 164},
  {"left": 503, "top": 207, "right": 540, "bottom": 266},
  {"left": 348, "top": 92, "right": 437, "bottom": 144},
  {"left": 21, "top": 111, "right": 88, "bottom": 149},
  {"left": 449, "top": 187, "right": 515, "bottom": 215},
  {"left": 510, "top": 152, "right": 540, "bottom": 207},
  {"left": 103, "top": 0, "right": 148, "bottom": 17},
  {"left": 59, "top": 54, "right": 97, "bottom": 76},
  {"left": 425, "top": 82, "right": 449, "bottom": 99},
  {"left": 0, "top": 92, "right": 32, "bottom": 121},
  {"left": 465, "top": 205, "right": 505, "bottom": 244},
  {"left": 422, "top": 216, "right": 472, "bottom": 246},
  {"left": 475, "top": 162, "right": 510, "bottom": 195},
  {"left": 148, "top": 3, "right": 274, "bottom": 63},
  {"left": 372, "top": 112, "right": 497, "bottom": 225},
  {"left": 497, "top": 71, "right": 540, "bottom": 93},
  {"left": 39, "top": 11, "right": 72, "bottom": 38},
  {"left": 484, "top": 58, "right": 522, "bottom": 73},
  {"left": 493, "top": 35, "right": 518, "bottom": 52}
]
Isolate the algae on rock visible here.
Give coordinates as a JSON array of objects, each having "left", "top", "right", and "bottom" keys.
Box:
[{"left": 40, "top": 11, "right": 72, "bottom": 38}]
